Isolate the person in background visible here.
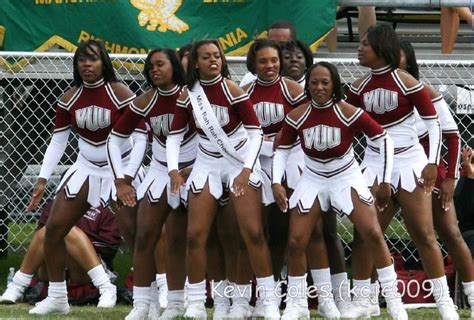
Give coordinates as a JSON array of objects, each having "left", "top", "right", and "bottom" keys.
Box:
[
  {"left": 280, "top": 40, "right": 313, "bottom": 86},
  {"left": 325, "top": 6, "right": 376, "bottom": 52},
  {"left": 440, "top": 6, "right": 473, "bottom": 54},
  {"left": 240, "top": 20, "right": 297, "bottom": 87},
  {"left": 456, "top": 146, "right": 474, "bottom": 266},
  {"left": 397, "top": 40, "right": 474, "bottom": 318},
  {"left": 25, "top": 40, "right": 147, "bottom": 315},
  {"left": 0, "top": 200, "right": 120, "bottom": 306}
]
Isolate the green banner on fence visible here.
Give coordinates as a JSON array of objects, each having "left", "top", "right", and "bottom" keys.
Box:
[{"left": 0, "top": 0, "right": 336, "bottom": 55}]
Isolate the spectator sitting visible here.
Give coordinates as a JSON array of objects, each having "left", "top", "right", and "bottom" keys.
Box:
[
  {"left": 0, "top": 199, "right": 121, "bottom": 307},
  {"left": 441, "top": 6, "right": 473, "bottom": 54},
  {"left": 455, "top": 145, "right": 474, "bottom": 255}
]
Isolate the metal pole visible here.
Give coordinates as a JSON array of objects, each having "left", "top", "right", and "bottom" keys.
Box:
[{"left": 338, "top": 0, "right": 473, "bottom": 7}]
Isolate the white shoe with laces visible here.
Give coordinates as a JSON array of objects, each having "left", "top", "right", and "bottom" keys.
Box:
[
  {"left": 159, "top": 303, "right": 185, "bottom": 319},
  {"left": 148, "top": 302, "right": 161, "bottom": 320},
  {"left": 281, "top": 298, "right": 309, "bottom": 320},
  {"left": 437, "top": 299, "right": 459, "bottom": 320},
  {"left": 386, "top": 299, "right": 408, "bottom": 320},
  {"left": 228, "top": 302, "right": 252, "bottom": 319},
  {"left": 317, "top": 299, "right": 341, "bottom": 319},
  {"left": 184, "top": 302, "right": 207, "bottom": 319},
  {"left": 125, "top": 304, "right": 150, "bottom": 320},
  {"left": 29, "top": 296, "right": 70, "bottom": 315},
  {"left": 212, "top": 300, "right": 229, "bottom": 320},
  {"left": 342, "top": 299, "right": 371, "bottom": 318},
  {"left": 334, "top": 300, "right": 354, "bottom": 318},
  {"left": 252, "top": 296, "right": 265, "bottom": 318},
  {"left": 369, "top": 300, "right": 381, "bottom": 316},
  {"left": 263, "top": 299, "right": 280, "bottom": 320},
  {"left": 0, "top": 283, "right": 24, "bottom": 304},
  {"left": 98, "top": 284, "right": 117, "bottom": 308}
]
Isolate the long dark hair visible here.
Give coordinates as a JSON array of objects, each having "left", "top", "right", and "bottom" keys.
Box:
[
  {"left": 73, "top": 40, "right": 116, "bottom": 86},
  {"left": 400, "top": 40, "right": 419, "bottom": 80},
  {"left": 366, "top": 25, "right": 400, "bottom": 70},
  {"left": 246, "top": 39, "right": 283, "bottom": 75},
  {"left": 304, "top": 62, "right": 344, "bottom": 103},
  {"left": 186, "top": 39, "right": 230, "bottom": 89},
  {"left": 143, "top": 48, "right": 186, "bottom": 88}
]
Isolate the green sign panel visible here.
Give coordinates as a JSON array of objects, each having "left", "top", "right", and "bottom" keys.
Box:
[{"left": 0, "top": 0, "right": 336, "bottom": 55}]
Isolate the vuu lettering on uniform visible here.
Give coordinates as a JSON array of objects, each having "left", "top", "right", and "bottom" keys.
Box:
[
  {"left": 75, "top": 105, "right": 111, "bottom": 131},
  {"left": 150, "top": 114, "right": 174, "bottom": 137},
  {"left": 253, "top": 102, "right": 285, "bottom": 127},
  {"left": 303, "top": 125, "right": 341, "bottom": 151},
  {"left": 363, "top": 88, "right": 398, "bottom": 114},
  {"left": 193, "top": 104, "right": 229, "bottom": 128}
]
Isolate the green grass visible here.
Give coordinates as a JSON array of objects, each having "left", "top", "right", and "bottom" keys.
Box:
[{"left": 0, "top": 304, "right": 470, "bottom": 319}]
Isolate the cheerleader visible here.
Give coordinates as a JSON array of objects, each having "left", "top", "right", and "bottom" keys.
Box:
[
  {"left": 346, "top": 25, "right": 459, "bottom": 319},
  {"left": 107, "top": 48, "right": 195, "bottom": 320},
  {"left": 26, "top": 40, "right": 147, "bottom": 315},
  {"left": 273, "top": 62, "right": 406, "bottom": 320},
  {"left": 166, "top": 39, "right": 280, "bottom": 319}
]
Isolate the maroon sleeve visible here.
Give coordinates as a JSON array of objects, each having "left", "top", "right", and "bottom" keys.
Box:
[
  {"left": 352, "top": 110, "right": 385, "bottom": 139},
  {"left": 345, "top": 88, "right": 361, "bottom": 108},
  {"left": 113, "top": 106, "right": 145, "bottom": 136},
  {"left": 444, "top": 132, "right": 461, "bottom": 179},
  {"left": 234, "top": 96, "right": 261, "bottom": 128},
  {"left": 277, "top": 117, "right": 299, "bottom": 149},
  {"left": 407, "top": 87, "right": 437, "bottom": 118},
  {"left": 170, "top": 98, "right": 191, "bottom": 134},
  {"left": 54, "top": 105, "right": 71, "bottom": 131}
]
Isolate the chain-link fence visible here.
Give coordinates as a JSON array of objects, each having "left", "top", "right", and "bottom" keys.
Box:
[{"left": 1, "top": 52, "right": 473, "bottom": 260}]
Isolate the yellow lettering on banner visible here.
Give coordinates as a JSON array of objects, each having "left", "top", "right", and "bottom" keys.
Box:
[
  {"left": 219, "top": 27, "right": 248, "bottom": 50},
  {"left": 35, "top": 0, "right": 52, "bottom": 4},
  {"left": 78, "top": 30, "right": 149, "bottom": 55},
  {"left": 236, "top": 27, "right": 247, "bottom": 42},
  {"left": 78, "top": 30, "right": 91, "bottom": 42}
]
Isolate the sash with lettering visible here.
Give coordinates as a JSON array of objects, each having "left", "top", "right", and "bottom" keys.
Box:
[{"left": 188, "top": 82, "right": 244, "bottom": 169}]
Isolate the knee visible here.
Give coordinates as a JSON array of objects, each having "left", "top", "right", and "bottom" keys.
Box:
[
  {"left": 438, "top": 225, "right": 464, "bottom": 246},
  {"left": 287, "top": 235, "right": 307, "bottom": 256},
  {"left": 410, "top": 227, "right": 438, "bottom": 248},
  {"left": 240, "top": 225, "right": 266, "bottom": 248},
  {"left": 45, "top": 224, "right": 67, "bottom": 242},
  {"left": 186, "top": 228, "right": 206, "bottom": 252}
]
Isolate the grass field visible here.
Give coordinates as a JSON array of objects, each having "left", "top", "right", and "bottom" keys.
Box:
[{"left": 0, "top": 303, "right": 471, "bottom": 319}]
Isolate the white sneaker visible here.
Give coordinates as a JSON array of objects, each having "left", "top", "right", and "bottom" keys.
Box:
[
  {"left": 159, "top": 304, "right": 185, "bottom": 319},
  {"left": 252, "top": 297, "right": 265, "bottom": 318},
  {"left": 334, "top": 300, "right": 353, "bottom": 318},
  {"left": 281, "top": 298, "right": 309, "bottom": 320},
  {"left": 125, "top": 304, "right": 150, "bottom": 320},
  {"left": 369, "top": 301, "right": 381, "bottom": 316},
  {"left": 212, "top": 301, "right": 229, "bottom": 319},
  {"left": 184, "top": 303, "right": 207, "bottom": 319},
  {"left": 386, "top": 299, "right": 408, "bottom": 320},
  {"left": 98, "top": 284, "right": 117, "bottom": 308},
  {"left": 341, "top": 300, "right": 371, "bottom": 318},
  {"left": 0, "top": 283, "right": 24, "bottom": 304},
  {"left": 149, "top": 302, "right": 161, "bottom": 320},
  {"left": 437, "top": 299, "right": 459, "bottom": 320},
  {"left": 29, "top": 296, "right": 70, "bottom": 315},
  {"left": 317, "top": 299, "right": 341, "bottom": 319},
  {"left": 228, "top": 302, "right": 252, "bottom": 319},
  {"left": 263, "top": 300, "right": 280, "bottom": 320}
]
